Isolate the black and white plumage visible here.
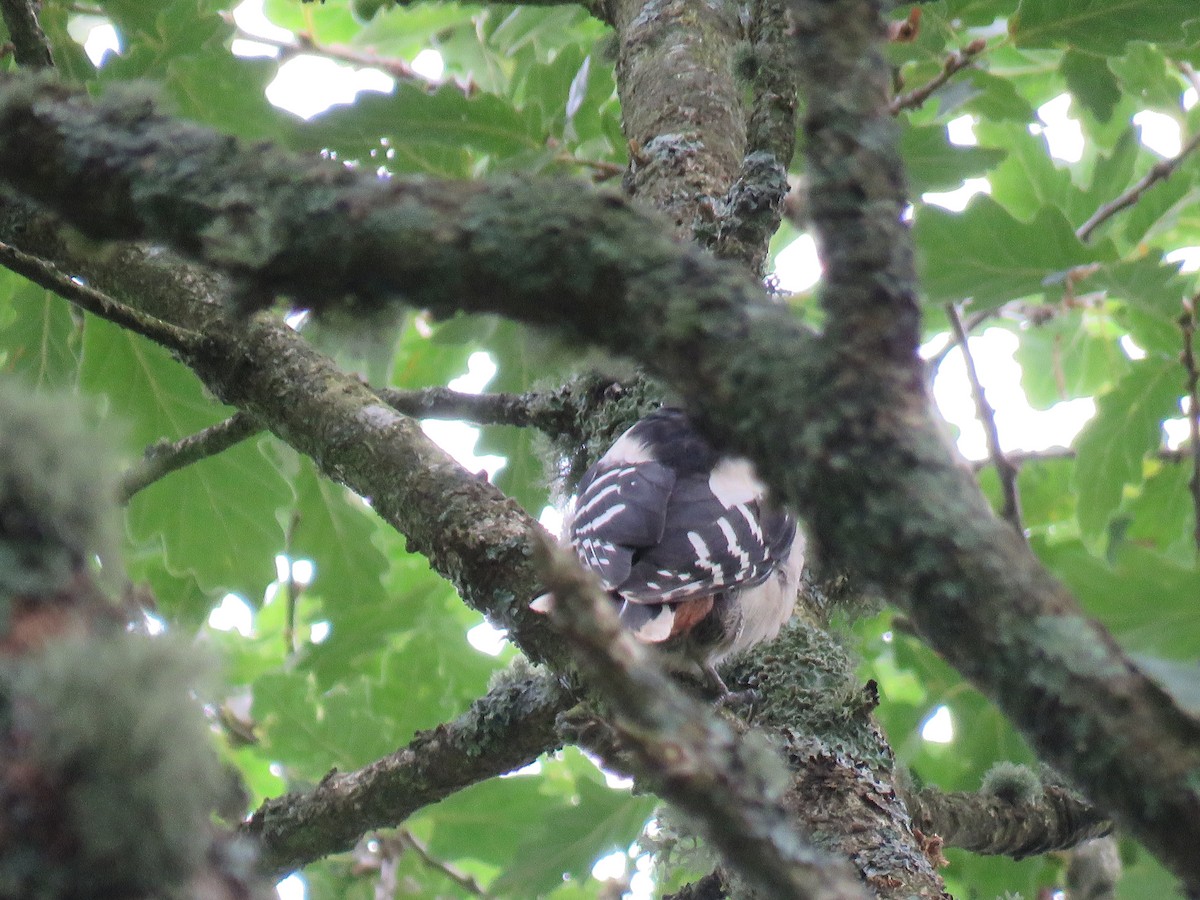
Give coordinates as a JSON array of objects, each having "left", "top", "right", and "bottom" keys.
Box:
[{"left": 541, "top": 408, "right": 804, "bottom": 690}]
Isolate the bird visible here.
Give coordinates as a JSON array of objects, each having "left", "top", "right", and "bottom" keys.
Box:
[{"left": 536, "top": 407, "right": 805, "bottom": 695}]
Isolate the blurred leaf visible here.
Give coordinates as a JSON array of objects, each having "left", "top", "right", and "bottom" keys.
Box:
[
  {"left": 1061, "top": 49, "right": 1119, "bottom": 122},
  {"left": 493, "top": 775, "right": 654, "bottom": 895},
  {"left": 1013, "top": 311, "right": 1129, "bottom": 407},
  {"left": 290, "top": 82, "right": 542, "bottom": 171},
  {"left": 1073, "top": 358, "right": 1181, "bottom": 537},
  {"left": 901, "top": 122, "right": 1006, "bottom": 195},
  {"left": 1109, "top": 42, "right": 1189, "bottom": 111},
  {"left": 80, "top": 319, "right": 289, "bottom": 618},
  {"left": 1038, "top": 541, "right": 1200, "bottom": 657},
  {"left": 0, "top": 279, "right": 81, "bottom": 388},
  {"left": 1011, "top": 0, "right": 1200, "bottom": 54},
  {"left": 915, "top": 195, "right": 1100, "bottom": 309}
]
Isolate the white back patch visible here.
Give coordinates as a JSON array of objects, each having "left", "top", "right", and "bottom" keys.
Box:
[{"left": 708, "top": 457, "right": 765, "bottom": 507}]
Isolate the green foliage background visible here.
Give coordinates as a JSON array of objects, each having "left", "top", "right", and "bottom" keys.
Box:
[{"left": 2, "top": 0, "right": 1199, "bottom": 897}]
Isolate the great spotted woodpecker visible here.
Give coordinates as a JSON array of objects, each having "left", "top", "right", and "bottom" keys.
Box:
[{"left": 537, "top": 407, "right": 805, "bottom": 694}]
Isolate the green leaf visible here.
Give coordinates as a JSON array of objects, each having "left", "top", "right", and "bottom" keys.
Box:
[
  {"left": 1011, "top": 0, "right": 1200, "bottom": 54},
  {"left": 900, "top": 122, "right": 1006, "bottom": 195},
  {"left": 1037, "top": 541, "right": 1200, "bottom": 657},
  {"left": 0, "top": 278, "right": 81, "bottom": 389},
  {"left": 290, "top": 83, "right": 543, "bottom": 172},
  {"left": 1109, "top": 42, "right": 1189, "bottom": 111},
  {"left": 915, "top": 196, "right": 1100, "bottom": 309},
  {"left": 1012, "top": 311, "right": 1129, "bottom": 407},
  {"left": 1061, "top": 49, "right": 1119, "bottom": 122},
  {"left": 492, "top": 775, "right": 654, "bottom": 895},
  {"left": 1016, "top": 457, "right": 1077, "bottom": 533},
  {"left": 1072, "top": 358, "right": 1181, "bottom": 537},
  {"left": 1093, "top": 258, "right": 1191, "bottom": 355},
  {"left": 1124, "top": 463, "right": 1194, "bottom": 563},
  {"left": 79, "top": 318, "right": 290, "bottom": 616}
]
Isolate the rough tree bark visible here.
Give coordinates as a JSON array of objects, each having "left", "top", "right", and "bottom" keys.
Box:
[{"left": 0, "top": 0, "right": 1194, "bottom": 896}]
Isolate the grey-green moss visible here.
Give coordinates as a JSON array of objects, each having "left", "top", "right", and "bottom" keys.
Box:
[
  {"left": 1, "top": 633, "right": 223, "bottom": 898},
  {"left": 0, "top": 379, "right": 121, "bottom": 595}
]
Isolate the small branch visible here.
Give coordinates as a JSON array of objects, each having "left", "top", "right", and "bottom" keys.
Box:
[
  {"left": 282, "top": 510, "right": 302, "bottom": 654},
  {"left": 0, "top": 0, "right": 54, "bottom": 69},
  {"left": 553, "top": 152, "right": 624, "bottom": 182},
  {"left": 905, "top": 784, "right": 1112, "bottom": 859},
  {"left": 1180, "top": 294, "right": 1200, "bottom": 556},
  {"left": 397, "top": 830, "right": 491, "bottom": 897},
  {"left": 245, "top": 668, "right": 575, "bottom": 877},
  {"left": 970, "top": 447, "right": 1191, "bottom": 471},
  {"left": 1176, "top": 61, "right": 1200, "bottom": 104},
  {"left": 117, "top": 413, "right": 262, "bottom": 503},
  {"left": 888, "top": 38, "right": 987, "bottom": 115},
  {"left": 1077, "top": 129, "right": 1200, "bottom": 242},
  {"left": 220, "top": 15, "right": 477, "bottom": 97},
  {"left": 925, "top": 306, "right": 998, "bottom": 372},
  {"left": 377, "top": 375, "right": 636, "bottom": 441},
  {"left": 0, "top": 240, "right": 204, "bottom": 355},
  {"left": 535, "top": 535, "right": 868, "bottom": 900},
  {"left": 946, "top": 304, "right": 1024, "bottom": 537}
]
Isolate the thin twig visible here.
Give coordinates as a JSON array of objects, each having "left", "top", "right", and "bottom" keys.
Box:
[
  {"left": 282, "top": 510, "right": 302, "bottom": 655},
  {"left": 888, "top": 38, "right": 987, "bottom": 115},
  {"left": 1180, "top": 294, "right": 1200, "bottom": 556},
  {"left": 926, "top": 307, "right": 998, "bottom": 371},
  {"left": 1177, "top": 61, "right": 1200, "bottom": 104},
  {"left": 970, "top": 447, "right": 1190, "bottom": 471},
  {"left": 397, "top": 830, "right": 491, "bottom": 897},
  {"left": 118, "top": 413, "right": 262, "bottom": 502},
  {"left": 946, "top": 303, "right": 1024, "bottom": 538},
  {"left": 1077, "top": 130, "right": 1200, "bottom": 242},
  {"left": 0, "top": 240, "right": 204, "bottom": 355},
  {"left": 553, "top": 152, "right": 624, "bottom": 181},
  {"left": 220, "top": 15, "right": 477, "bottom": 96}
]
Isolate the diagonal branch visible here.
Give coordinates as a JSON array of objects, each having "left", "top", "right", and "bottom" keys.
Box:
[
  {"left": 0, "top": 0, "right": 53, "bottom": 69},
  {"left": 118, "top": 413, "right": 262, "bottom": 503},
  {"left": 245, "top": 668, "right": 575, "bottom": 877},
  {"left": 3, "top": 71, "right": 1200, "bottom": 891},
  {"left": 0, "top": 239, "right": 203, "bottom": 355},
  {"left": 1077, "top": 129, "right": 1200, "bottom": 242},
  {"left": 535, "top": 536, "right": 869, "bottom": 900}
]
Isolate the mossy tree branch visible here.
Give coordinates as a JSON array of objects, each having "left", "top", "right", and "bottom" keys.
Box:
[
  {"left": 2, "top": 41, "right": 1200, "bottom": 892},
  {"left": 0, "top": 0, "right": 53, "bottom": 69},
  {"left": 246, "top": 669, "right": 576, "bottom": 877},
  {"left": 905, "top": 784, "right": 1113, "bottom": 859},
  {"left": 536, "top": 537, "right": 870, "bottom": 900}
]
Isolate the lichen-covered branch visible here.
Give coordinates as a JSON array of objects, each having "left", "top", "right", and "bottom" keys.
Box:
[
  {"left": 726, "top": 623, "right": 949, "bottom": 898},
  {"left": 377, "top": 376, "right": 628, "bottom": 439},
  {"left": 2, "top": 70, "right": 1200, "bottom": 891},
  {"left": 609, "top": 0, "right": 745, "bottom": 234},
  {"left": 118, "top": 412, "right": 262, "bottom": 503},
  {"left": 0, "top": 238, "right": 203, "bottom": 354},
  {"left": 788, "top": 0, "right": 1200, "bottom": 891},
  {"left": 536, "top": 536, "right": 869, "bottom": 900},
  {"left": 0, "top": 0, "right": 53, "bottom": 69},
  {"left": 905, "top": 784, "right": 1112, "bottom": 859},
  {"left": 245, "top": 668, "right": 575, "bottom": 876},
  {"left": 706, "top": 0, "right": 797, "bottom": 271}
]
